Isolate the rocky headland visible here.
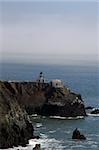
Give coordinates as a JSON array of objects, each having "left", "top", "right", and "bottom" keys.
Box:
[{"left": 0, "top": 80, "right": 86, "bottom": 148}]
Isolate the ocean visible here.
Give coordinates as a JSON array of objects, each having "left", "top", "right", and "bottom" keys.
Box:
[{"left": 0, "top": 63, "right": 99, "bottom": 150}]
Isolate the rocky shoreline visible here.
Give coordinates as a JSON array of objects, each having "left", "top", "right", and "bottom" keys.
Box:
[{"left": 0, "top": 80, "right": 86, "bottom": 149}]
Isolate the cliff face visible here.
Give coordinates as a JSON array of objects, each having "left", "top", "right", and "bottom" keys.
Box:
[
  {"left": 0, "top": 80, "right": 86, "bottom": 148},
  {"left": 0, "top": 81, "right": 34, "bottom": 149},
  {"left": 0, "top": 81, "right": 86, "bottom": 117},
  {"left": 40, "top": 86, "right": 86, "bottom": 117}
]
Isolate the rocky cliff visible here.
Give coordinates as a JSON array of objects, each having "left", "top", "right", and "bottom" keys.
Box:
[
  {"left": 40, "top": 87, "right": 86, "bottom": 117},
  {"left": 0, "top": 80, "right": 86, "bottom": 116},
  {"left": 0, "top": 81, "right": 34, "bottom": 149},
  {"left": 0, "top": 80, "right": 86, "bottom": 148}
]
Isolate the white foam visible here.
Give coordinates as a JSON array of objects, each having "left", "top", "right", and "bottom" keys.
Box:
[
  {"left": 40, "top": 133, "right": 48, "bottom": 139},
  {"left": 3, "top": 137, "right": 64, "bottom": 150},
  {"left": 31, "top": 114, "right": 85, "bottom": 120},
  {"left": 87, "top": 113, "right": 99, "bottom": 117},
  {"left": 2, "top": 133, "right": 62, "bottom": 150},
  {"left": 31, "top": 114, "right": 38, "bottom": 117},
  {"left": 76, "top": 116, "right": 84, "bottom": 119},
  {"left": 50, "top": 116, "right": 84, "bottom": 120},
  {"left": 50, "top": 116, "right": 66, "bottom": 119},
  {"left": 49, "top": 130, "right": 56, "bottom": 134},
  {"left": 92, "top": 108, "right": 99, "bottom": 111},
  {"left": 29, "top": 136, "right": 64, "bottom": 150},
  {"left": 36, "top": 123, "right": 43, "bottom": 128},
  {"left": 1, "top": 146, "right": 30, "bottom": 150}
]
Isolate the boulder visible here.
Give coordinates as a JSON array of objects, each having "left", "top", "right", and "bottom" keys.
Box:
[
  {"left": 90, "top": 108, "right": 99, "bottom": 114},
  {"left": 72, "top": 128, "right": 86, "bottom": 140},
  {"left": 33, "top": 144, "right": 41, "bottom": 150}
]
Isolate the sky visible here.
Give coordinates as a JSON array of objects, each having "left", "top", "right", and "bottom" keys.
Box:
[{"left": 0, "top": 0, "right": 98, "bottom": 65}]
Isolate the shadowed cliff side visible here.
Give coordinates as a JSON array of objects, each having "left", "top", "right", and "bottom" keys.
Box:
[
  {"left": 40, "top": 86, "right": 86, "bottom": 117},
  {"left": 0, "top": 81, "right": 34, "bottom": 149}
]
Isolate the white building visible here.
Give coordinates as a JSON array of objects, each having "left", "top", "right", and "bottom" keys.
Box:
[
  {"left": 37, "top": 72, "right": 45, "bottom": 83},
  {"left": 51, "top": 79, "right": 63, "bottom": 88}
]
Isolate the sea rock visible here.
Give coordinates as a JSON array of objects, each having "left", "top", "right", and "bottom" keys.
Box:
[
  {"left": 90, "top": 108, "right": 99, "bottom": 114},
  {"left": 0, "top": 81, "right": 34, "bottom": 149},
  {"left": 33, "top": 144, "right": 41, "bottom": 150},
  {"left": 72, "top": 128, "right": 86, "bottom": 140}
]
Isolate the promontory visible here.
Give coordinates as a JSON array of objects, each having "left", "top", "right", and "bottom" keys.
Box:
[{"left": 0, "top": 73, "right": 86, "bottom": 148}]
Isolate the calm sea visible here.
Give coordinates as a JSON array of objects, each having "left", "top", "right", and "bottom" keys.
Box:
[{"left": 0, "top": 63, "right": 99, "bottom": 150}]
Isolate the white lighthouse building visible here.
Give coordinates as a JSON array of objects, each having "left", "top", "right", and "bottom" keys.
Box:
[{"left": 37, "top": 72, "right": 45, "bottom": 83}]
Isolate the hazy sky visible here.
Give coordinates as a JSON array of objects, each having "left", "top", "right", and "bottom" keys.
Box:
[{"left": 0, "top": 1, "right": 98, "bottom": 65}]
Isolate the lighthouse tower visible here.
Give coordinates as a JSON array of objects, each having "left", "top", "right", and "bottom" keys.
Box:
[{"left": 37, "top": 72, "right": 45, "bottom": 83}]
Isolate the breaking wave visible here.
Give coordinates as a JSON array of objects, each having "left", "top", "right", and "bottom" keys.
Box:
[
  {"left": 87, "top": 113, "right": 99, "bottom": 117},
  {"left": 49, "top": 115, "right": 84, "bottom": 120}
]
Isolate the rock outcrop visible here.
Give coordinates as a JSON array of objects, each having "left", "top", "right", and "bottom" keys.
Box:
[
  {"left": 90, "top": 108, "right": 99, "bottom": 114},
  {"left": 72, "top": 128, "right": 86, "bottom": 140},
  {"left": 0, "top": 80, "right": 86, "bottom": 117},
  {"left": 40, "top": 87, "right": 86, "bottom": 117},
  {"left": 33, "top": 144, "right": 41, "bottom": 150}
]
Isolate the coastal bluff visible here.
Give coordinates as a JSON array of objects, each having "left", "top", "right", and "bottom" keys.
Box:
[
  {"left": 0, "top": 80, "right": 86, "bottom": 148},
  {"left": 0, "top": 80, "right": 86, "bottom": 117}
]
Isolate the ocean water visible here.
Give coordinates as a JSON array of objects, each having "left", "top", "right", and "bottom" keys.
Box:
[{"left": 0, "top": 63, "right": 99, "bottom": 150}]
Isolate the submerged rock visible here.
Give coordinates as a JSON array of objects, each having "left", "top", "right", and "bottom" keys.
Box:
[{"left": 72, "top": 128, "right": 86, "bottom": 140}]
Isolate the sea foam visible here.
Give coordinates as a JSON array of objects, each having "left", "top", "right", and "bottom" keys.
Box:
[{"left": 49, "top": 115, "right": 84, "bottom": 120}]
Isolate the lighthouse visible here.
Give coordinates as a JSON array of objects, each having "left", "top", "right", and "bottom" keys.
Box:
[{"left": 37, "top": 72, "right": 45, "bottom": 83}]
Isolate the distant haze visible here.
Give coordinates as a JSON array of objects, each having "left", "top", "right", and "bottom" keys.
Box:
[{"left": 0, "top": 1, "right": 98, "bottom": 65}]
